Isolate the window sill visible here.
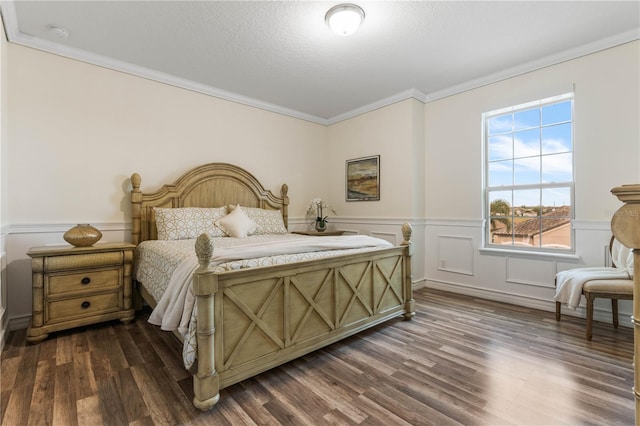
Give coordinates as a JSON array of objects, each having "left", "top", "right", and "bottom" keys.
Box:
[{"left": 479, "top": 247, "right": 580, "bottom": 262}]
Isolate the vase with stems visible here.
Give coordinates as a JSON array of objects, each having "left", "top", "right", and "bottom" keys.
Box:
[
  {"left": 315, "top": 215, "right": 327, "bottom": 232},
  {"left": 306, "top": 198, "right": 336, "bottom": 233}
]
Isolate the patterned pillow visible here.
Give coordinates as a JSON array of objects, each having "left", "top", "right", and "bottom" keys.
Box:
[
  {"left": 154, "top": 207, "right": 227, "bottom": 240},
  {"left": 230, "top": 205, "right": 288, "bottom": 235},
  {"left": 216, "top": 205, "right": 258, "bottom": 238}
]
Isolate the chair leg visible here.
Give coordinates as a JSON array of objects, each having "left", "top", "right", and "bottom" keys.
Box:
[
  {"left": 612, "top": 299, "right": 619, "bottom": 328},
  {"left": 586, "top": 294, "right": 594, "bottom": 341},
  {"left": 555, "top": 301, "right": 561, "bottom": 321}
]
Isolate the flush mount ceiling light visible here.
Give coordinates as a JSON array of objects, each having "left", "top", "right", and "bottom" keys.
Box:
[{"left": 325, "top": 3, "right": 365, "bottom": 36}]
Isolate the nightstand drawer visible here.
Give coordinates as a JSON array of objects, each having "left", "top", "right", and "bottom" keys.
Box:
[
  {"left": 47, "top": 269, "right": 121, "bottom": 296},
  {"left": 47, "top": 292, "right": 120, "bottom": 323},
  {"left": 44, "top": 252, "right": 124, "bottom": 272}
]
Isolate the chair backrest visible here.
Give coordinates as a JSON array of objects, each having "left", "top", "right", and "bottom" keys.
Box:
[{"left": 611, "top": 236, "right": 633, "bottom": 272}]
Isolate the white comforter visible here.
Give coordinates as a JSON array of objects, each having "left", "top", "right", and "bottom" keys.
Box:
[
  {"left": 149, "top": 235, "right": 392, "bottom": 332},
  {"left": 136, "top": 234, "right": 393, "bottom": 368}
]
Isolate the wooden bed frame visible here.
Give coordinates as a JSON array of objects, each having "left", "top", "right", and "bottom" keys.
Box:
[{"left": 130, "top": 163, "right": 415, "bottom": 410}]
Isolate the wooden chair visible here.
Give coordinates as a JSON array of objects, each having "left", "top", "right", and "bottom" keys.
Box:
[{"left": 555, "top": 237, "right": 633, "bottom": 340}]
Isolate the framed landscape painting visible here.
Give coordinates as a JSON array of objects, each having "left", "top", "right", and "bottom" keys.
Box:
[{"left": 346, "top": 155, "right": 380, "bottom": 201}]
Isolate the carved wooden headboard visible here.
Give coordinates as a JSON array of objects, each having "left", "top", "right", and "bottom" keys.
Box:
[{"left": 130, "top": 163, "right": 289, "bottom": 245}]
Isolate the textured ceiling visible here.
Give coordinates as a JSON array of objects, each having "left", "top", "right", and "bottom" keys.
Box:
[{"left": 2, "top": 1, "right": 639, "bottom": 124}]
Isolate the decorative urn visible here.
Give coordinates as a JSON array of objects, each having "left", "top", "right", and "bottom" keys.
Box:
[{"left": 63, "top": 224, "right": 102, "bottom": 247}]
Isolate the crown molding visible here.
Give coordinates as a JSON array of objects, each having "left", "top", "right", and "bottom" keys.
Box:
[
  {"left": 424, "top": 28, "right": 640, "bottom": 103},
  {"left": 2, "top": 1, "right": 638, "bottom": 126},
  {"left": 325, "top": 88, "right": 428, "bottom": 125},
  {"left": 0, "top": 1, "right": 329, "bottom": 125}
]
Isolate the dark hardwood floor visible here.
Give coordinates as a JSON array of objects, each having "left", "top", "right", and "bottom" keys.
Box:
[{"left": 1, "top": 288, "right": 635, "bottom": 425}]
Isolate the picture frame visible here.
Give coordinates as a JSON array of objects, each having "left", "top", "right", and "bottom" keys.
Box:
[{"left": 346, "top": 155, "right": 380, "bottom": 201}]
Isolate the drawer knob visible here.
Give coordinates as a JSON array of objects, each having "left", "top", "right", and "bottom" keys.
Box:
[
  {"left": 81, "top": 277, "right": 91, "bottom": 285},
  {"left": 81, "top": 301, "right": 91, "bottom": 309}
]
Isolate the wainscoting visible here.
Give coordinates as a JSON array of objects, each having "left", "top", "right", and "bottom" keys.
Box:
[
  {"left": 3, "top": 217, "right": 623, "bottom": 341},
  {"left": 3, "top": 218, "right": 426, "bottom": 334},
  {"left": 424, "top": 219, "right": 630, "bottom": 327}
]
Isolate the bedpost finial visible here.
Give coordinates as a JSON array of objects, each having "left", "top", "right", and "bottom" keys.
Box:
[
  {"left": 131, "top": 173, "right": 141, "bottom": 191},
  {"left": 401, "top": 223, "right": 413, "bottom": 245},
  {"left": 195, "top": 233, "right": 214, "bottom": 267},
  {"left": 281, "top": 183, "right": 288, "bottom": 198}
]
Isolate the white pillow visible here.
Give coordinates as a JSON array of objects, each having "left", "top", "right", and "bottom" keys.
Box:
[
  {"left": 216, "top": 205, "right": 258, "bottom": 238},
  {"left": 154, "top": 207, "right": 227, "bottom": 240},
  {"left": 230, "top": 205, "right": 288, "bottom": 235}
]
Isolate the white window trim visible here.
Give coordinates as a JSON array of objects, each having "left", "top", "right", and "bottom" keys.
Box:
[{"left": 482, "top": 92, "right": 575, "bottom": 254}]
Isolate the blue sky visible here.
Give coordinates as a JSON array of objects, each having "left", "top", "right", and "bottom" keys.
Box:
[{"left": 487, "top": 100, "right": 572, "bottom": 208}]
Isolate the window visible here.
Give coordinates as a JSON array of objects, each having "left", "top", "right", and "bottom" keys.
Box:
[{"left": 484, "top": 93, "right": 574, "bottom": 252}]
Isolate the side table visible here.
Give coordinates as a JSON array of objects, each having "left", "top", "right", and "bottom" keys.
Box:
[{"left": 26, "top": 242, "right": 135, "bottom": 343}]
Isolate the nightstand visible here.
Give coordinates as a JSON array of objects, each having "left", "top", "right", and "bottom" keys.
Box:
[
  {"left": 26, "top": 242, "right": 136, "bottom": 343},
  {"left": 292, "top": 230, "right": 345, "bottom": 236}
]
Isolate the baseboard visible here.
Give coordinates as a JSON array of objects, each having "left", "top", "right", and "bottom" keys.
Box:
[
  {"left": 412, "top": 278, "right": 426, "bottom": 289},
  {"left": 424, "top": 279, "right": 552, "bottom": 310},
  {"left": 423, "top": 279, "right": 633, "bottom": 328},
  {"left": 0, "top": 306, "right": 6, "bottom": 352},
  {"left": 8, "top": 314, "right": 31, "bottom": 332}
]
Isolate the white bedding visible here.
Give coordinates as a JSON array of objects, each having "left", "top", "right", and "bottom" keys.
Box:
[{"left": 134, "top": 233, "right": 394, "bottom": 368}]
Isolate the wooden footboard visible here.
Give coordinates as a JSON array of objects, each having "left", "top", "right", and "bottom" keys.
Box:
[{"left": 191, "top": 224, "right": 415, "bottom": 411}]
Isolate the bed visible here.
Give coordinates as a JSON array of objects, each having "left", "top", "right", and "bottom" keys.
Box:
[{"left": 130, "top": 162, "right": 415, "bottom": 410}]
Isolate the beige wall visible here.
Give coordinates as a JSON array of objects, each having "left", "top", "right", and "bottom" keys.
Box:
[
  {"left": 326, "top": 98, "right": 424, "bottom": 219},
  {"left": 426, "top": 41, "right": 640, "bottom": 221},
  {"left": 424, "top": 41, "right": 640, "bottom": 320},
  {"left": 7, "top": 45, "right": 328, "bottom": 225}
]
